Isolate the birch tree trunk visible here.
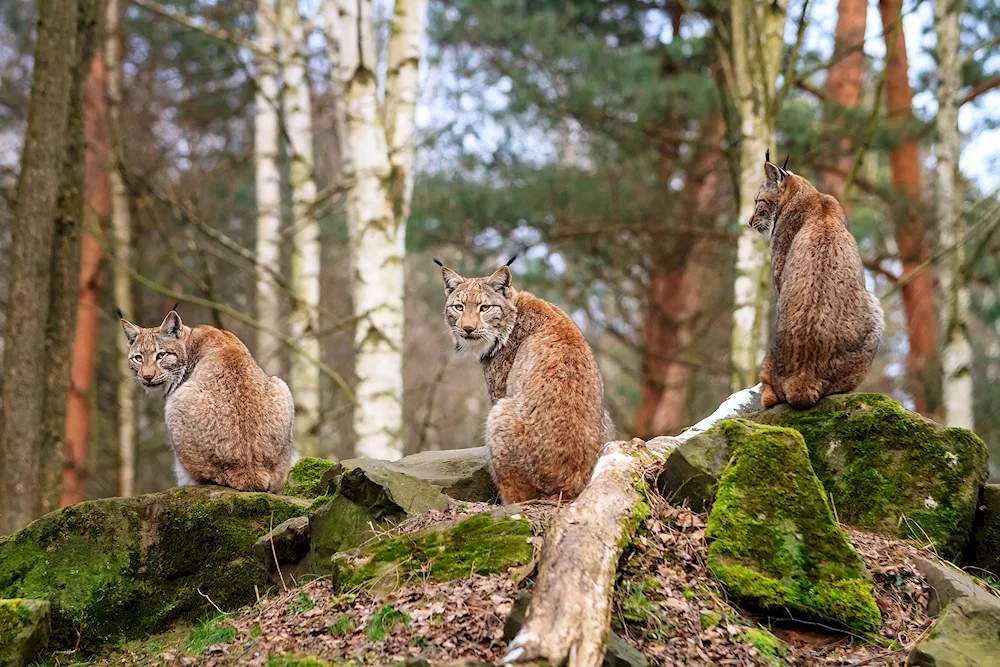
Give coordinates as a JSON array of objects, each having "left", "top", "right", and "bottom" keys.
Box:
[
  {"left": 935, "top": 0, "right": 972, "bottom": 429},
  {"left": 106, "top": 0, "right": 136, "bottom": 497},
  {"left": 879, "top": 0, "right": 942, "bottom": 416},
  {"left": 335, "top": 0, "right": 427, "bottom": 460},
  {"left": 280, "top": 0, "right": 323, "bottom": 457},
  {"left": 728, "top": 0, "right": 787, "bottom": 391},
  {"left": 0, "top": 0, "right": 79, "bottom": 533},
  {"left": 255, "top": 0, "right": 283, "bottom": 378}
]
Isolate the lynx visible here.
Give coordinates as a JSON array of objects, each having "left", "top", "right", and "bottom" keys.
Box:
[
  {"left": 119, "top": 309, "right": 294, "bottom": 492},
  {"left": 749, "top": 154, "right": 884, "bottom": 409},
  {"left": 436, "top": 258, "right": 615, "bottom": 503}
]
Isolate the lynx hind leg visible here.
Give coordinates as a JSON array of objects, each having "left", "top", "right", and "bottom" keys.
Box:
[
  {"left": 783, "top": 373, "right": 825, "bottom": 410},
  {"left": 221, "top": 467, "right": 273, "bottom": 493},
  {"left": 486, "top": 399, "right": 538, "bottom": 504},
  {"left": 174, "top": 457, "right": 197, "bottom": 487}
]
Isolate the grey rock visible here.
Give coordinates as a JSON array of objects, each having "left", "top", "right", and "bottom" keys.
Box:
[
  {"left": 907, "top": 596, "right": 1000, "bottom": 666},
  {"left": 655, "top": 429, "right": 732, "bottom": 512},
  {"left": 914, "top": 556, "right": 1000, "bottom": 616},
  {"left": 342, "top": 447, "right": 498, "bottom": 503},
  {"left": 963, "top": 484, "right": 1000, "bottom": 576},
  {"left": 253, "top": 516, "right": 311, "bottom": 584}
]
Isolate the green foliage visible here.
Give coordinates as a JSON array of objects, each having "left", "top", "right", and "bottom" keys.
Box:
[
  {"left": 264, "top": 655, "right": 333, "bottom": 667},
  {"left": 185, "top": 614, "right": 237, "bottom": 655},
  {"left": 328, "top": 614, "right": 354, "bottom": 637},
  {"left": 290, "top": 591, "right": 316, "bottom": 614},
  {"left": 366, "top": 604, "right": 411, "bottom": 641},
  {"left": 706, "top": 419, "right": 881, "bottom": 634}
]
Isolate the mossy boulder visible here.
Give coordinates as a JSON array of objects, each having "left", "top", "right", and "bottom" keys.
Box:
[
  {"left": 706, "top": 419, "right": 881, "bottom": 634},
  {"left": 341, "top": 447, "right": 498, "bottom": 503},
  {"left": 330, "top": 509, "right": 535, "bottom": 594},
  {"left": 750, "top": 393, "right": 988, "bottom": 560},
  {"left": 0, "top": 599, "right": 50, "bottom": 666},
  {"left": 963, "top": 484, "right": 1000, "bottom": 576},
  {"left": 656, "top": 429, "right": 732, "bottom": 511},
  {"left": 908, "top": 596, "right": 1000, "bottom": 667},
  {"left": 283, "top": 457, "right": 341, "bottom": 499},
  {"left": 0, "top": 486, "right": 307, "bottom": 653}
]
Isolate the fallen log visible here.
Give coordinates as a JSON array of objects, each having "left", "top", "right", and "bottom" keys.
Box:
[{"left": 502, "top": 385, "right": 762, "bottom": 667}]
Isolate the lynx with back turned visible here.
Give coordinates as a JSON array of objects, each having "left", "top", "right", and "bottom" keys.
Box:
[
  {"left": 119, "top": 309, "right": 294, "bottom": 492},
  {"left": 749, "top": 155, "right": 884, "bottom": 409},
  {"left": 437, "top": 259, "right": 615, "bottom": 503}
]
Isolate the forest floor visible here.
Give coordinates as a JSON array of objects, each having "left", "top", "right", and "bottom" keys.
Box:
[{"left": 41, "top": 497, "right": 985, "bottom": 667}]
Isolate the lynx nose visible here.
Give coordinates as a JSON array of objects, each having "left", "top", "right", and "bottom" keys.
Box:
[
  {"left": 463, "top": 325, "right": 476, "bottom": 334},
  {"left": 142, "top": 371, "right": 155, "bottom": 381}
]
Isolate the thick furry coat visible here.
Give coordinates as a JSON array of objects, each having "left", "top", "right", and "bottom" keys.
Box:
[
  {"left": 438, "top": 263, "right": 614, "bottom": 502},
  {"left": 120, "top": 310, "right": 294, "bottom": 492},
  {"left": 749, "top": 160, "right": 884, "bottom": 409}
]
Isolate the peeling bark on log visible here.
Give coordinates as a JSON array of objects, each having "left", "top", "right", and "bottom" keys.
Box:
[{"left": 502, "top": 385, "right": 762, "bottom": 667}]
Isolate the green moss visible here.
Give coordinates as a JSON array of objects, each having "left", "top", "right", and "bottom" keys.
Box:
[
  {"left": 333, "top": 513, "right": 534, "bottom": 593},
  {"left": 0, "top": 598, "right": 31, "bottom": 645},
  {"left": 290, "top": 591, "right": 316, "bottom": 614},
  {"left": 753, "top": 393, "right": 988, "bottom": 559},
  {"left": 737, "top": 628, "right": 787, "bottom": 666},
  {"left": 367, "top": 604, "right": 410, "bottom": 641},
  {"left": 706, "top": 419, "right": 881, "bottom": 634},
  {"left": 264, "top": 655, "right": 333, "bottom": 667},
  {"left": 0, "top": 487, "right": 307, "bottom": 653},
  {"left": 185, "top": 614, "right": 237, "bottom": 655},
  {"left": 700, "top": 611, "right": 722, "bottom": 630},
  {"left": 283, "top": 458, "right": 339, "bottom": 499},
  {"left": 328, "top": 614, "right": 354, "bottom": 637}
]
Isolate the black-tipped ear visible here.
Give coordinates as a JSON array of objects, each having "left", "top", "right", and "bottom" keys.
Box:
[
  {"left": 486, "top": 265, "right": 513, "bottom": 297},
  {"left": 505, "top": 254, "right": 518, "bottom": 267},
  {"left": 116, "top": 307, "right": 124, "bottom": 320},
  {"left": 781, "top": 155, "right": 789, "bottom": 172},
  {"left": 440, "top": 265, "right": 465, "bottom": 295},
  {"left": 764, "top": 161, "right": 785, "bottom": 186},
  {"left": 433, "top": 258, "right": 443, "bottom": 267},
  {"left": 160, "top": 310, "right": 183, "bottom": 338},
  {"left": 171, "top": 302, "right": 179, "bottom": 312},
  {"left": 765, "top": 149, "right": 770, "bottom": 163},
  {"left": 120, "top": 317, "right": 140, "bottom": 346}
]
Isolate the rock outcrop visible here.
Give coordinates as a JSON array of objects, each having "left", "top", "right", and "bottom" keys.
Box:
[
  {"left": 964, "top": 484, "right": 1000, "bottom": 576},
  {"left": 908, "top": 596, "right": 1000, "bottom": 667},
  {"left": 705, "top": 419, "right": 881, "bottom": 633}
]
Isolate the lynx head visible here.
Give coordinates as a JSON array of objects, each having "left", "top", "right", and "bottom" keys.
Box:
[
  {"left": 436, "top": 257, "right": 519, "bottom": 360},
  {"left": 119, "top": 308, "right": 190, "bottom": 396},
  {"left": 749, "top": 152, "right": 792, "bottom": 237}
]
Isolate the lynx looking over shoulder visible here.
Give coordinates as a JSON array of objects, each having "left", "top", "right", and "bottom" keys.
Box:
[
  {"left": 436, "top": 259, "right": 615, "bottom": 503},
  {"left": 119, "top": 309, "right": 294, "bottom": 492},
  {"left": 749, "top": 155, "right": 884, "bottom": 409}
]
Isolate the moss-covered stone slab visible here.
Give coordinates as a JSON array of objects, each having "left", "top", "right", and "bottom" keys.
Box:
[
  {"left": 341, "top": 448, "right": 498, "bottom": 503},
  {"left": 655, "top": 429, "right": 732, "bottom": 512},
  {"left": 750, "top": 393, "right": 988, "bottom": 560},
  {"left": 0, "top": 599, "right": 50, "bottom": 666},
  {"left": 963, "top": 484, "right": 1000, "bottom": 576},
  {"left": 330, "top": 509, "right": 535, "bottom": 595},
  {"left": 283, "top": 457, "right": 342, "bottom": 499},
  {"left": 908, "top": 596, "right": 1000, "bottom": 667},
  {"left": 0, "top": 487, "right": 307, "bottom": 653},
  {"left": 705, "top": 419, "right": 881, "bottom": 634}
]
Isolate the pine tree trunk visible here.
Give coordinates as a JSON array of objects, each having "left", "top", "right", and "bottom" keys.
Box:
[
  {"left": 635, "top": 115, "right": 722, "bottom": 438},
  {"left": 935, "top": 0, "right": 972, "bottom": 429},
  {"left": 104, "top": 0, "right": 136, "bottom": 496},
  {"left": 280, "top": 0, "right": 323, "bottom": 457},
  {"left": 336, "top": 0, "right": 424, "bottom": 461},
  {"left": 878, "top": 0, "right": 942, "bottom": 416},
  {"left": 819, "top": 0, "right": 867, "bottom": 203},
  {"left": 63, "top": 37, "right": 111, "bottom": 508},
  {"left": 39, "top": 0, "right": 104, "bottom": 513},
  {"left": 0, "top": 0, "right": 80, "bottom": 533},
  {"left": 728, "top": 0, "right": 787, "bottom": 391},
  {"left": 255, "top": 0, "right": 283, "bottom": 378}
]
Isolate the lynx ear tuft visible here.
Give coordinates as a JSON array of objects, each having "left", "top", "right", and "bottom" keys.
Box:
[
  {"left": 116, "top": 307, "right": 124, "bottom": 320},
  {"left": 781, "top": 155, "right": 790, "bottom": 172},
  {"left": 433, "top": 258, "right": 444, "bottom": 267},
  {"left": 765, "top": 149, "right": 771, "bottom": 163},
  {"left": 505, "top": 254, "right": 518, "bottom": 267},
  {"left": 171, "top": 302, "right": 179, "bottom": 312}
]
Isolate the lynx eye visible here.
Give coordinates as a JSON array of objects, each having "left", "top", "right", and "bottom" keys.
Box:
[
  {"left": 452, "top": 304, "right": 464, "bottom": 312},
  {"left": 479, "top": 304, "right": 493, "bottom": 312},
  {"left": 132, "top": 354, "right": 143, "bottom": 363},
  {"left": 156, "top": 351, "right": 167, "bottom": 360}
]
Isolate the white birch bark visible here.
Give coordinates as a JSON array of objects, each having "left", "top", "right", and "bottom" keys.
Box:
[
  {"left": 335, "top": 0, "right": 426, "bottom": 461},
  {"left": 935, "top": 0, "right": 973, "bottom": 430},
  {"left": 106, "top": 0, "right": 136, "bottom": 497},
  {"left": 729, "top": 0, "right": 787, "bottom": 391},
  {"left": 255, "top": 0, "right": 283, "bottom": 378},
  {"left": 279, "top": 0, "right": 323, "bottom": 456}
]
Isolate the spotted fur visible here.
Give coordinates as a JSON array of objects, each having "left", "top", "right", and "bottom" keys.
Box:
[
  {"left": 438, "top": 263, "right": 615, "bottom": 502},
  {"left": 120, "top": 310, "right": 294, "bottom": 492},
  {"left": 749, "top": 159, "right": 885, "bottom": 409}
]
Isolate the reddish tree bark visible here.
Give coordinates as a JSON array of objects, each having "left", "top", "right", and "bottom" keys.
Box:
[
  {"left": 62, "top": 48, "right": 109, "bottom": 506},
  {"left": 820, "top": 0, "right": 867, "bottom": 204},
  {"left": 878, "top": 0, "right": 941, "bottom": 415},
  {"left": 634, "top": 115, "right": 723, "bottom": 438}
]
